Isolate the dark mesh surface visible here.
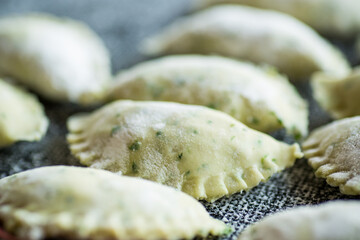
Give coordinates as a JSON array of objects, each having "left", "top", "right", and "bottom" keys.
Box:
[{"left": 0, "top": 1, "right": 360, "bottom": 239}]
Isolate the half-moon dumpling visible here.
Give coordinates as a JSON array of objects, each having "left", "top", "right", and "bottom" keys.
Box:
[
  {"left": 311, "top": 68, "right": 360, "bottom": 119},
  {"left": 0, "top": 79, "right": 48, "bottom": 147},
  {"left": 0, "top": 13, "right": 111, "bottom": 104},
  {"left": 194, "top": 0, "right": 360, "bottom": 38},
  {"left": 109, "top": 55, "right": 308, "bottom": 138},
  {"left": 239, "top": 201, "right": 360, "bottom": 240},
  {"left": 141, "top": 5, "right": 350, "bottom": 79},
  {"left": 67, "top": 100, "right": 303, "bottom": 202},
  {"left": 302, "top": 117, "right": 360, "bottom": 195},
  {"left": 0, "top": 166, "right": 230, "bottom": 240}
]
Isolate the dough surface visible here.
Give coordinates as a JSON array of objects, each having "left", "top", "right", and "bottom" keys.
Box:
[
  {"left": 303, "top": 117, "right": 360, "bottom": 195},
  {"left": 142, "top": 5, "right": 350, "bottom": 79},
  {"left": 0, "top": 79, "right": 48, "bottom": 147},
  {"left": 67, "top": 100, "right": 303, "bottom": 201},
  {"left": 0, "top": 166, "right": 230, "bottom": 240},
  {"left": 239, "top": 201, "right": 360, "bottom": 240},
  {"left": 311, "top": 69, "right": 360, "bottom": 119},
  {"left": 109, "top": 55, "right": 308, "bottom": 138},
  {"left": 195, "top": 0, "right": 360, "bottom": 37},
  {"left": 0, "top": 13, "right": 111, "bottom": 104}
]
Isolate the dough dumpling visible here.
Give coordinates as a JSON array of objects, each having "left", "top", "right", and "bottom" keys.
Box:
[
  {"left": 109, "top": 55, "right": 308, "bottom": 138},
  {"left": 302, "top": 117, "right": 360, "bottom": 195},
  {"left": 311, "top": 68, "right": 360, "bottom": 119},
  {"left": 0, "top": 166, "right": 230, "bottom": 240},
  {"left": 141, "top": 5, "right": 350, "bottom": 79},
  {"left": 239, "top": 201, "right": 360, "bottom": 240},
  {"left": 67, "top": 100, "right": 303, "bottom": 201},
  {"left": 0, "top": 79, "right": 48, "bottom": 147},
  {"left": 0, "top": 14, "right": 111, "bottom": 104},
  {"left": 195, "top": 0, "right": 360, "bottom": 37}
]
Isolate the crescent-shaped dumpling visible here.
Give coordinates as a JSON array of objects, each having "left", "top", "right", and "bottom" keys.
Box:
[
  {"left": 311, "top": 68, "right": 360, "bottom": 119},
  {"left": 67, "top": 100, "right": 303, "bottom": 202},
  {"left": 0, "top": 14, "right": 111, "bottom": 104},
  {"left": 194, "top": 0, "right": 360, "bottom": 37},
  {"left": 239, "top": 201, "right": 360, "bottom": 240},
  {"left": 0, "top": 166, "right": 230, "bottom": 240},
  {"left": 141, "top": 5, "right": 350, "bottom": 79},
  {"left": 0, "top": 79, "right": 48, "bottom": 147},
  {"left": 109, "top": 55, "right": 308, "bottom": 138},
  {"left": 302, "top": 117, "right": 360, "bottom": 195}
]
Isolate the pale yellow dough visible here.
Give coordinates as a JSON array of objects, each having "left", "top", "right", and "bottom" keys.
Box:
[
  {"left": 303, "top": 117, "right": 360, "bottom": 195},
  {"left": 0, "top": 79, "right": 48, "bottom": 147},
  {"left": 0, "top": 13, "right": 111, "bottom": 104},
  {"left": 195, "top": 0, "right": 360, "bottom": 37},
  {"left": 109, "top": 55, "right": 308, "bottom": 138},
  {"left": 239, "top": 201, "right": 360, "bottom": 240},
  {"left": 141, "top": 5, "right": 350, "bottom": 79},
  {"left": 311, "top": 68, "right": 360, "bottom": 119},
  {"left": 67, "top": 100, "right": 303, "bottom": 202},
  {"left": 0, "top": 166, "right": 230, "bottom": 240}
]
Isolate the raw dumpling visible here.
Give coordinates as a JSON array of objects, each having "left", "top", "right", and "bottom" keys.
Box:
[
  {"left": 141, "top": 5, "right": 350, "bottom": 79},
  {"left": 302, "top": 117, "right": 360, "bottom": 195},
  {"left": 109, "top": 55, "right": 308, "bottom": 138},
  {"left": 194, "top": 0, "right": 360, "bottom": 37},
  {"left": 239, "top": 201, "right": 360, "bottom": 240},
  {"left": 67, "top": 100, "right": 303, "bottom": 202},
  {"left": 0, "top": 13, "right": 111, "bottom": 104},
  {"left": 311, "top": 68, "right": 360, "bottom": 119},
  {"left": 0, "top": 79, "right": 48, "bottom": 147},
  {"left": 0, "top": 166, "right": 230, "bottom": 240}
]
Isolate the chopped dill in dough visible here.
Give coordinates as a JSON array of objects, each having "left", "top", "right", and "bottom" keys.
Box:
[
  {"left": 111, "top": 126, "right": 121, "bottom": 136},
  {"left": 129, "top": 141, "right": 141, "bottom": 151}
]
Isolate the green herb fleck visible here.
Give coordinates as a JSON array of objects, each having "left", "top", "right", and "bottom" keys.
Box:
[
  {"left": 193, "top": 129, "right": 199, "bottom": 134},
  {"left": 177, "top": 153, "right": 183, "bottom": 161},
  {"left": 250, "top": 117, "right": 260, "bottom": 125},
  {"left": 231, "top": 136, "right": 235, "bottom": 141},
  {"left": 132, "top": 162, "right": 138, "bottom": 173},
  {"left": 207, "top": 120, "right": 213, "bottom": 124},
  {"left": 207, "top": 103, "right": 216, "bottom": 109},
  {"left": 156, "top": 131, "right": 162, "bottom": 137},
  {"left": 185, "top": 170, "right": 191, "bottom": 176},
  {"left": 129, "top": 141, "right": 141, "bottom": 151},
  {"left": 111, "top": 126, "right": 121, "bottom": 136},
  {"left": 222, "top": 226, "right": 234, "bottom": 235},
  {"left": 257, "top": 139, "right": 262, "bottom": 145},
  {"left": 230, "top": 123, "right": 235, "bottom": 128},
  {"left": 272, "top": 158, "right": 277, "bottom": 163},
  {"left": 116, "top": 113, "right": 121, "bottom": 118}
]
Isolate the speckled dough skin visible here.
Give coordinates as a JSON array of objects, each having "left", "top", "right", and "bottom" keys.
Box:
[
  {"left": 311, "top": 68, "right": 360, "bottom": 119},
  {"left": 141, "top": 5, "right": 350, "bottom": 79},
  {"left": 109, "top": 55, "right": 308, "bottom": 138},
  {"left": 195, "top": 0, "right": 360, "bottom": 38},
  {"left": 0, "top": 166, "right": 229, "bottom": 240},
  {"left": 67, "top": 100, "right": 303, "bottom": 202},
  {"left": 0, "top": 13, "right": 111, "bottom": 104},
  {"left": 302, "top": 117, "right": 360, "bottom": 195},
  {"left": 238, "top": 201, "right": 360, "bottom": 240},
  {"left": 0, "top": 79, "right": 48, "bottom": 147}
]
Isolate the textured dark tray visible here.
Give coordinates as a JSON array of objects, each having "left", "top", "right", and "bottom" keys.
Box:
[{"left": 1, "top": 1, "right": 360, "bottom": 239}]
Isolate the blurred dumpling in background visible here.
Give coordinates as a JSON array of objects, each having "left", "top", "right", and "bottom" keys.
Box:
[
  {"left": 0, "top": 13, "right": 111, "bottom": 105},
  {"left": 109, "top": 55, "right": 308, "bottom": 138},
  {"left": 238, "top": 201, "right": 360, "bottom": 240},
  {"left": 0, "top": 79, "right": 48, "bottom": 147},
  {"left": 312, "top": 68, "right": 360, "bottom": 119},
  {"left": 194, "top": 0, "right": 360, "bottom": 38},
  {"left": 141, "top": 5, "right": 350, "bottom": 80}
]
